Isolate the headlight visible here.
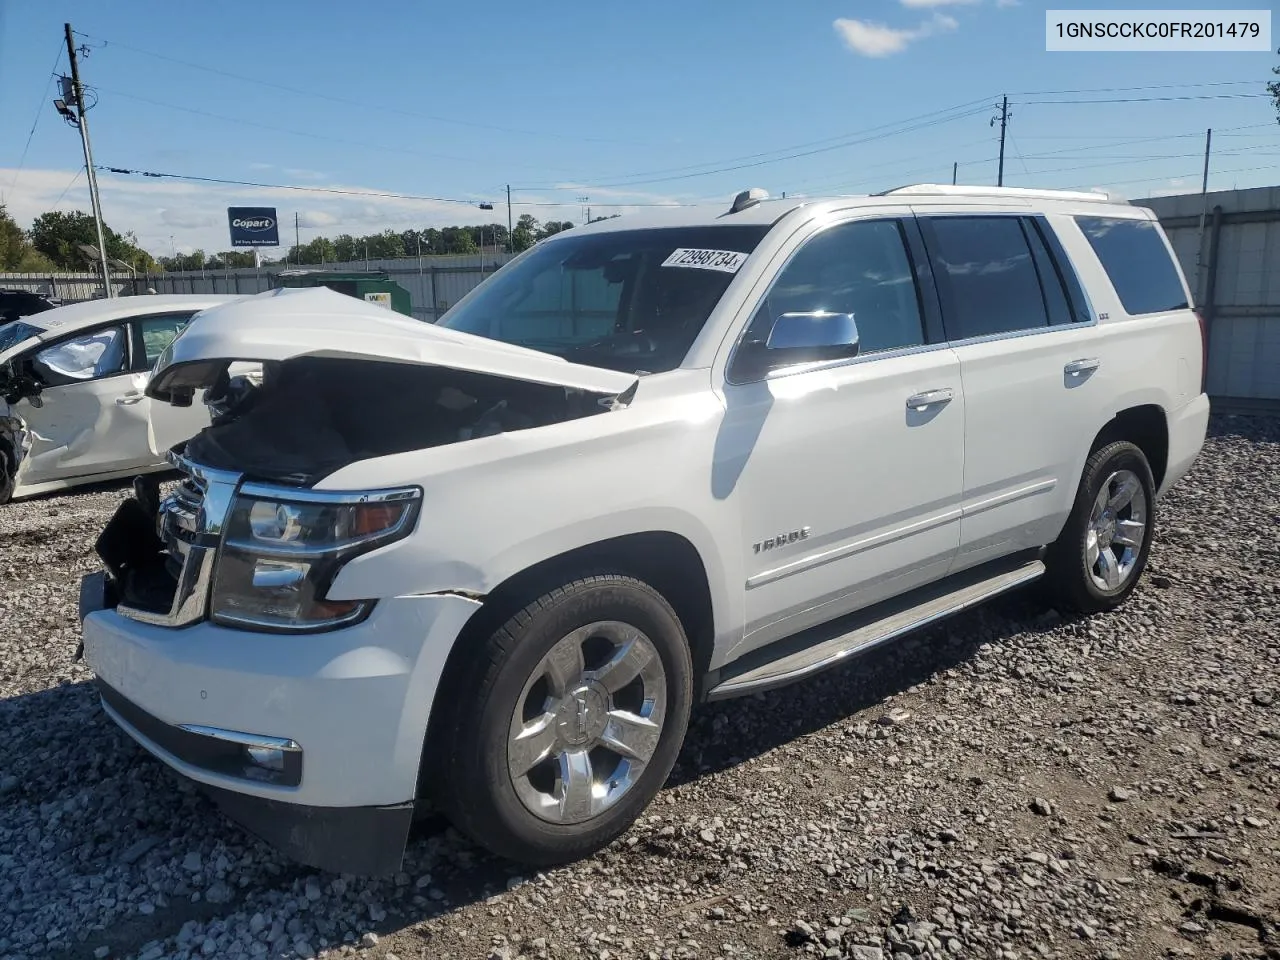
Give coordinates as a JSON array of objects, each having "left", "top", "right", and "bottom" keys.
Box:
[{"left": 210, "top": 484, "right": 421, "bottom": 632}]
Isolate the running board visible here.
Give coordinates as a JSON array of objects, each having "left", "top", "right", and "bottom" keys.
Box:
[{"left": 706, "top": 558, "right": 1045, "bottom": 701}]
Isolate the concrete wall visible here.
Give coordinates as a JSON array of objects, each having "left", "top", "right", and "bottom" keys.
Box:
[{"left": 1137, "top": 186, "right": 1280, "bottom": 410}]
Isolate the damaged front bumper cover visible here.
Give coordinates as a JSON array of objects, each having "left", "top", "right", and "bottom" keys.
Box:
[
  {"left": 79, "top": 584, "right": 417, "bottom": 876},
  {"left": 100, "top": 676, "right": 414, "bottom": 875}
]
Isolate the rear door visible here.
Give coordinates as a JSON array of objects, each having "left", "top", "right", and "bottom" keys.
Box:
[
  {"left": 129, "top": 312, "right": 213, "bottom": 455},
  {"left": 914, "top": 212, "right": 1108, "bottom": 570}
]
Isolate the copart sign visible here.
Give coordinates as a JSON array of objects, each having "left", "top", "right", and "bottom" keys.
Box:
[{"left": 228, "top": 207, "right": 280, "bottom": 247}]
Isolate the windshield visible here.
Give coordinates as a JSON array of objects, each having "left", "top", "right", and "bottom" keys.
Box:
[
  {"left": 438, "top": 225, "right": 770, "bottom": 374},
  {"left": 0, "top": 320, "right": 45, "bottom": 355}
]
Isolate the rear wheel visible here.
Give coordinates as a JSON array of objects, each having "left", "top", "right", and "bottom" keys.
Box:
[
  {"left": 432, "top": 575, "right": 693, "bottom": 865},
  {"left": 1045, "top": 441, "right": 1155, "bottom": 614}
]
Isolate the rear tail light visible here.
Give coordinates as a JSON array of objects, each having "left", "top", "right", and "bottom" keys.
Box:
[{"left": 1194, "top": 309, "right": 1208, "bottom": 394}]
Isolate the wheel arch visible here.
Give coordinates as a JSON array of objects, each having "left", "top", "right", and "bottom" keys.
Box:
[
  {"left": 417, "top": 529, "right": 717, "bottom": 800},
  {"left": 1089, "top": 403, "right": 1169, "bottom": 491}
]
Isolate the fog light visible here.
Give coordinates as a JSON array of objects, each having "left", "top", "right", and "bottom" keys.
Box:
[{"left": 245, "top": 745, "right": 286, "bottom": 772}]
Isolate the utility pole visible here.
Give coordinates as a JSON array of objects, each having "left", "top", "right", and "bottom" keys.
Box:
[
  {"left": 294, "top": 211, "right": 301, "bottom": 265},
  {"left": 1195, "top": 128, "right": 1213, "bottom": 300},
  {"left": 952, "top": 162, "right": 958, "bottom": 186},
  {"left": 506, "top": 185, "right": 513, "bottom": 253},
  {"left": 992, "top": 95, "right": 1010, "bottom": 188},
  {"left": 63, "top": 23, "right": 112, "bottom": 298}
]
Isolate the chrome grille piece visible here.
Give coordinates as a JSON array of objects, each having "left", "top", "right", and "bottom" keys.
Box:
[{"left": 117, "top": 451, "right": 243, "bottom": 628}]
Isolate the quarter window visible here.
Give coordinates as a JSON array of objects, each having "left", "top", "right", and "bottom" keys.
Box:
[
  {"left": 1075, "top": 216, "right": 1189, "bottom": 316},
  {"left": 739, "top": 218, "right": 925, "bottom": 368},
  {"left": 32, "top": 325, "right": 128, "bottom": 386},
  {"left": 924, "top": 216, "right": 1049, "bottom": 340}
]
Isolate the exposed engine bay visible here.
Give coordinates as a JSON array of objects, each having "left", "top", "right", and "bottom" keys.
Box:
[{"left": 182, "top": 355, "right": 616, "bottom": 486}]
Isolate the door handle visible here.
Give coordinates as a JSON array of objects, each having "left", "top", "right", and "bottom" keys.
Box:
[
  {"left": 116, "top": 393, "right": 144, "bottom": 405},
  {"left": 906, "top": 388, "right": 954, "bottom": 410},
  {"left": 1064, "top": 358, "right": 1100, "bottom": 377}
]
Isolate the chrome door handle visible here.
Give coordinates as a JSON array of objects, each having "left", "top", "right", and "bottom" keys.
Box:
[
  {"left": 1064, "top": 358, "right": 1100, "bottom": 377},
  {"left": 906, "top": 388, "right": 954, "bottom": 410},
  {"left": 116, "top": 393, "right": 144, "bottom": 405}
]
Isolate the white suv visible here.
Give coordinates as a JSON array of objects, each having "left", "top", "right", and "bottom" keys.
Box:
[{"left": 78, "top": 185, "right": 1209, "bottom": 875}]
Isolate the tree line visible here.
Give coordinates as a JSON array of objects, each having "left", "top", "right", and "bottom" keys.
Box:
[
  {"left": 1, "top": 205, "right": 160, "bottom": 273},
  {"left": 1, "top": 205, "right": 620, "bottom": 275},
  {"left": 278, "top": 213, "right": 619, "bottom": 268}
]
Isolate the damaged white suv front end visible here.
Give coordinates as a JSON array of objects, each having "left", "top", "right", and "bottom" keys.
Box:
[{"left": 78, "top": 285, "right": 647, "bottom": 874}]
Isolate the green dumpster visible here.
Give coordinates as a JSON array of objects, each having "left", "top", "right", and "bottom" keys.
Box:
[{"left": 273, "top": 270, "right": 413, "bottom": 317}]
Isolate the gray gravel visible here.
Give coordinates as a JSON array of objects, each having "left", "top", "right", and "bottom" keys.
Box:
[{"left": 1, "top": 415, "right": 1278, "bottom": 960}]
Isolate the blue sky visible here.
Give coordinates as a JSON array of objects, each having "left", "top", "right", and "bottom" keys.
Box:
[{"left": 1, "top": 0, "right": 1277, "bottom": 256}]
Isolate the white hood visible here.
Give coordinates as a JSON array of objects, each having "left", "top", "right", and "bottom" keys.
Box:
[{"left": 147, "top": 287, "right": 639, "bottom": 402}]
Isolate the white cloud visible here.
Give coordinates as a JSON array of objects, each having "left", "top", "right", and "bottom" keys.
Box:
[
  {"left": 0, "top": 167, "right": 709, "bottom": 256},
  {"left": 834, "top": 13, "right": 958, "bottom": 57}
]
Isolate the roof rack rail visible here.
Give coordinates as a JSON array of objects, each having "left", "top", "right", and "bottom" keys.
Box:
[{"left": 874, "top": 183, "right": 1119, "bottom": 203}]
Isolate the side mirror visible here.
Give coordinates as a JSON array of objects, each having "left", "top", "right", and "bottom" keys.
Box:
[
  {"left": 733, "top": 311, "right": 859, "bottom": 381},
  {"left": 766, "top": 311, "right": 860, "bottom": 356},
  {"left": 0, "top": 362, "right": 42, "bottom": 407}
]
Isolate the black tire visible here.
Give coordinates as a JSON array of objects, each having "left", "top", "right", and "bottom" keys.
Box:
[
  {"left": 0, "top": 443, "right": 14, "bottom": 506},
  {"left": 431, "top": 574, "right": 693, "bottom": 866},
  {"left": 1044, "top": 440, "right": 1155, "bottom": 615}
]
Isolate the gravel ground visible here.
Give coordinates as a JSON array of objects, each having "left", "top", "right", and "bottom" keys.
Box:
[{"left": 1, "top": 414, "right": 1277, "bottom": 960}]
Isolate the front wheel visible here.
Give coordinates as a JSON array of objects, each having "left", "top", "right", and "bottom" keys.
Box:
[
  {"left": 432, "top": 575, "right": 693, "bottom": 865},
  {"left": 1044, "top": 440, "right": 1155, "bottom": 614},
  {"left": 0, "top": 445, "right": 14, "bottom": 505}
]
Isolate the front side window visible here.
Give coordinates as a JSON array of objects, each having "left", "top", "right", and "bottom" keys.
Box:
[
  {"left": 32, "top": 325, "right": 128, "bottom": 386},
  {"left": 1075, "top": 216, "right": 1189, "bottom": 316},
  {"left": 437, "top": 225, "right": 770, "bottom": 374},
  {"left": 736, "top": 219, "right": 926, "bottom": 369},
  {"left": 924, "top": 216, "right": 1050, "bottom": 340}
]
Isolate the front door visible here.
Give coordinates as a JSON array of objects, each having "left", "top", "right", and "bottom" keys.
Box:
[
  {"left": 17, "top": 321, "right": 157, "bottom": 486},
  {"left": 718, "top": 215, "right": 966, "bottom": 659}
]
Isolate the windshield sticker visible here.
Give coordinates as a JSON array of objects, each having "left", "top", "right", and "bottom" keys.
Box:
[{"left": 661, "top": 248, "right": 750, "bottom": 274}]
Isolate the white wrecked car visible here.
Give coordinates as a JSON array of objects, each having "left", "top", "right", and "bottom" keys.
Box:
[{"left": 0, "top": 294, "right": 242, "bottom": 502}]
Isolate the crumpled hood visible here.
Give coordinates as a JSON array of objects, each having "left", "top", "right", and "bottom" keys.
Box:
[{"left": 147, "top": 286, "right": 639, "bottom": 403}]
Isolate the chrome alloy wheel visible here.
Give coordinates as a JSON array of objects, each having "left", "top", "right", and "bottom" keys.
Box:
[
  {"left": 507, "top": 621, "right": 667, "bottom": 825},
  {"left": 1086, "top": 468, "right": 1147, "bottom": 592}
]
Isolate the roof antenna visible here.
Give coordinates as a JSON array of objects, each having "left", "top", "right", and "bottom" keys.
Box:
[{"left": 729, "top": 188, "right": 768, "bottom": 214}]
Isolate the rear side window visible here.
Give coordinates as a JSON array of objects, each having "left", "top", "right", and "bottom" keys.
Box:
[
  {"left": 922, "top": 216, "right": 1049, "bottom": 339},
  {"left": 1075, "top": 216, "right": 1189, "bottom": 315}
]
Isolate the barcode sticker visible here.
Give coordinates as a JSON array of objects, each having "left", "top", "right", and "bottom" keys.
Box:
[{"left": 661, "top": 248, "right": 750, "bottom": 273}]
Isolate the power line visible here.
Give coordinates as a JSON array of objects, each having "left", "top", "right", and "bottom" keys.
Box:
[
  {"left": 517, "top": 96, "right": 997, "bottom": 189},
  {"left": 543, "top": 103, "right": 996, "bottom": 190},
  {"left": 1064, "top": 162, "right": 1280, "bottom": 192},
  {"left": 94, "top": 165, "right": 694, "bottom": 208},
  {"left": 4, "top": 41, "right": 64, "bottom": 204},
  {"left": 1011, "top": 79, "right": 1261, "bottom": 96},
  {"left": 1022, "top": 93, "right": 1269, "bottom": 105},
  {"left": 93, "top": 86, "right": 558, "bottom": 172},
  {"left": 51, "top": 167, "right": 84, "bottom": 207},
  {"left": 1012, "top": 122, "right": 1274, "bottom": 144},
  {"left": 73, "top": 29, "right": 654, "bottom": 147}
]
